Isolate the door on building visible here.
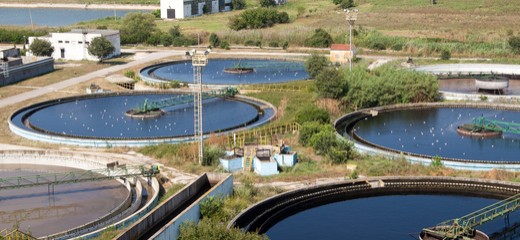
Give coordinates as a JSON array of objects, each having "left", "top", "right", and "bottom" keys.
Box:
[
  {"left": 60, "top": 48, "right": 65, "bottom": 58},
  {"left": 167, "top": 9, "right": 175, "bottom": 18}
]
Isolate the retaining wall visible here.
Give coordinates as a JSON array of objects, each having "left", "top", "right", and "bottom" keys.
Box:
[
  {"left": 229, "top": 177, "right": 520, "bottom": 234},
  {"left": 0, "top": 57, "right": 54, "bottom": 86},
  {"left": 115, "top": 173, "right": 233, "bottom": 240}
]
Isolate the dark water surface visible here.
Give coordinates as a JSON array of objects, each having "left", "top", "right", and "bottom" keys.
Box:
[
  {"left": 12, "top": 94, "right": 259, "bottom": 139},
  {"left": 142, "top": 59, "right": 309, "bottom": 85},
  {"left": 352, "top": 108, "right": 520, "bottom": 161},
  {"left": 267, "top": 195, "right": 519, "bottom": 240}
]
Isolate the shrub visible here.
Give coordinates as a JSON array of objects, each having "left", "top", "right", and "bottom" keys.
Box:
[
  {"left": 244, "top": 39, "right": 262, "bottom": 47},
  {"left": 304, "top": 28, "right": 333, "bottom": 48},
  {"left": 202, "top": 146, "right": 224, "bottom": 166},
  {"left": 124, "top": 70, "right": 135, "bottom": 79},
  {"left": 440, "top": 49, "right": 451, "bottom": 60},
  {"left": 161, "top": 34, "right": 174, "bottom": 46},
  {"left": 299, "top": 121, "right": 333, "bottom": 146},
  {"left": 29, "top": 38, "right": 53, "bottom": 56},
  {"left": 315, "top": 68, "right": 348, "bottom": 99},
  {"left": 282, "top": 41, "right": 289, "bottom": 50},
  {"left": 259, "top": 0, "right": 276, "bottom": 7},
  {"left": 200, "top": 196, "right": 224, "bottom": 219},
  {"left": 209, "top": 33, "right": 220, "bottom": 48},
  {"left": 508, "top": 36, "right": 520, "bottom": 54},
  {"left": 146, "top": 32, "right": 162, "bottom": 46},
  {"left": 120, "top": 12, "right": 157, "bottom": 44},
  {"left": 0, "top": 28, "right": 47, "bottom": 44},
  {"left": 304, "top": 54, "right": 329, "bottom": 79},
  {"left": 151, "top": 9, "right": 161, "bottom": 18},
  {"left": 220, "top": 40, "right": 230, "bottom": 50},
  {"left": 295, "top": 105, "right": 330, "bottom": 124},
  {"left": 179, "top": 219, "right": 265, "bottom": 240},
  {"left": 232, "top": 0, "right": 246, "bottom": 10},
  {"left": 268, "top": 42, "right": 279, "bottom": 47},
  {"left": 228, "top": 8, "right": 290, "bottom": 30}
]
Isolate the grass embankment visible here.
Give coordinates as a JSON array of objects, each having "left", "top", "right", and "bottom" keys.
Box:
[{"left": 68, "top": 0, "right": 520, "bottom": 59}]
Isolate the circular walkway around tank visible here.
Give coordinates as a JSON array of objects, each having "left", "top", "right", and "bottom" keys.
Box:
[
  {"left": 139, "top": 58, "right": 309, "bottom": 86},
  {"left": 8, "top": 92, "right": 276, "bottom": 147}
]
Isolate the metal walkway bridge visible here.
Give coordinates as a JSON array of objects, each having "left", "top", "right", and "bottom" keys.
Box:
[
  {"left": 469, "top": 116, "right": 520, "bottom": 135},
  {"left": 422, "top": 192, "right": 520, "bottom": 239},
  {"left": 0, "top": 164, "right": 159, "bottom": 191},
  {"left": 132, "top": 87, "right": 238, "bottom": 114}
]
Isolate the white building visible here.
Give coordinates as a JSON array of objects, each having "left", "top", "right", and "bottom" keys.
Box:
[
  {"left": 160, "top": 0, "right": 231, "bottom": 19},
  {"left": 28, "top": 29, "right": 121, "bottom": 61}
]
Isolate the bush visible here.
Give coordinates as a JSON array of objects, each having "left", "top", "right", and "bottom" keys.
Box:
[
  {"left": 508, "top": 36, "right": 520, "bottom": 54},
  {"left": 124, "top": 70, "right": 135, "bottom": 79},
  {"left": 295, "top": 105, "right": 330, "bottom": 124},
  {"left": 29, "top": 38, "right": 53, "bottom": 56},
  {"left": 161, "top": 34, "right": 174, "bottom": 46},
  {"left": 304, "top": 54, "right": 329, "bottom": 79},
  {"left": 268, "top": 42, "right": 279, "bottom": 47},
  {"left": 245, "top": 39, "right": 262, "bottom": 47},
  {"left": 209, "top": 33, "right": 220, "bottom": 48},
  {"left": 200, "top": 196, "right": 224, "bottom": 219},
  {"left": 299, "top": 121, "right": 333, "bottom": 146},
  {"left": 146, "top": 32, "right": 162, "bottom": 46},
  {"left": 259, "top": 0, "right": 276, "bottom": 7},
  {"left": 120, "top": 12, "right": 157, "bottom": 44},
  {"left": 151, "top": 9, "right": 161, "bottom": 18},
  {"left": 315, "top": 68, "right": 348, "bottom": 99},
  {"left": 282, "top": 41, "right": 289, "bottom": 50},
  {"left": 304, "top": 28, "right": 333, "bottom": 48},
  {"left": 220, "top": 40, "right": 230, "bottom": 50},
  {"left": 0, "top": 28, "right": 47, "bottom": 44},
  {"left": 228, "top": 8, "right": 290, "bottom": 30},
  {"left": 179, "top": 219, "right": 265, "bottom": 240},
  {"left": 232, "top": 0, "right": 246, "bottom": 10},
  {"left": 202, "top": 146, "right": 224, "bottom": 166},
  {"left": 440, "top": 49, "right": 451, "bottom": 60}
]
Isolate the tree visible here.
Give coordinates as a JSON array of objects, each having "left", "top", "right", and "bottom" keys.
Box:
[
  {"left": 315, "top": 68, "right": 348, "bottom": 99},
  {"left": 304, "top": 28, "right": 333, "bottom": 48},
  {"left": 209, "top": 33, "right": 220, "bottom": 48},
  {"left": 304, "top": 54, "right": 329, "bottom": 79},
  {"left": 509, "top": 36, "right": 520, "bottom": 54},
  {"left": 232, "top": 0, "right": 246, "bottom": 10},
  {"left": 87, "top": 37, "right": 115, "bottom": 62},
  {"left": 120, "top": 12, "right": 157, "bottom": 44},
  {"left": 169, "top": 25, "right": 182, "bottom": 38},
  {"left": 259, "top": 0, "right": 276, "bottom": 7},
  {"left": 295, "top": 105, "right": 330, "bottom": 124},
  {"left": 228, "top": 8, "right": 289, "bottom": 30},
  {"left": 29, "top": 38, "right": 53, "bottom": 56},
  {"left": 333, "top": 0, "right": 353, "bottom": 9}
]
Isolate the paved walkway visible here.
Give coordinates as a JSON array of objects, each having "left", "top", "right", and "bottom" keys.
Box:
[{"left": 0, "top": 50, "right": 183, "bottom": 109}]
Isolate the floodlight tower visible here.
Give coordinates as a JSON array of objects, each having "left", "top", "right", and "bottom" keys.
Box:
[
  {"left": 189, "top": 49, "right": 210, "bottom": 165},
  {"left": 346, "top": 9, "right": 358, "bottom": 72}
]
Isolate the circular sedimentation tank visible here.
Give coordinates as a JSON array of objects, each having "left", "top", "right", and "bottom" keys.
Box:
[
  {"left": 9, "top": 92, "right": 275, "bottom": 147},
  {"left": 0, "top": 165, "right": 128, "bottom": 238},
  {"left": 139, "top": 58, "right": 309, "bottom": 85},
  {"left": 230, "top": 177, "right": 520, "bottom": 240},
  {"left": 335, "top": 103, "right": 520, "bottom": 169}
]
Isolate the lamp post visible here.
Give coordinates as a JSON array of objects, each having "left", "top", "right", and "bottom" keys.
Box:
[
  {"left": 345, "top": 9, "right": 358, "bottom": 72},
  {"left": 187, "top": 49, "right": 210, "bottom": 165}
]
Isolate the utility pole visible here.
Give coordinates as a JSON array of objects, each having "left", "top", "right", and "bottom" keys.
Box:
[
  {"left": 188, "top": 49, "right": 210, "bottom": 165},
  {"left": 345, "top": 9, "right": 358, "bottom": 72}
]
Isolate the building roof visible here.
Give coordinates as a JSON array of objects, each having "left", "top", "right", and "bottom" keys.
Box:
[
  {"left": 330, "top": 44, "right": 354, "bottom": 51},
  {"left": 68, "top": 29, "right": 120, "bottom": 36}
]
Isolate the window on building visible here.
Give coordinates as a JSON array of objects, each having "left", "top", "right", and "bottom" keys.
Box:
[
  {"left": 85, "top": 41, "right": 90, "bottom": 44},
  {"left": 65, "top": 41, "right": 70, "bottom": 43},
  {"left": 58, "top": 40, "right": 63, "bottom": 43},
  {"left": 78, "top": 41, "right": 83, "bottom": 44}
]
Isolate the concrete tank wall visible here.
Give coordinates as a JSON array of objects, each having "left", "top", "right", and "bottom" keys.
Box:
[{"left": 0, "top": 57, "right": 54, "bottom": 86}]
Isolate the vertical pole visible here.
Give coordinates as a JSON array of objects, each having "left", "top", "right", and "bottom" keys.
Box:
[{"left": 349, "top": 22, "right": 352, "bottom": 72}]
